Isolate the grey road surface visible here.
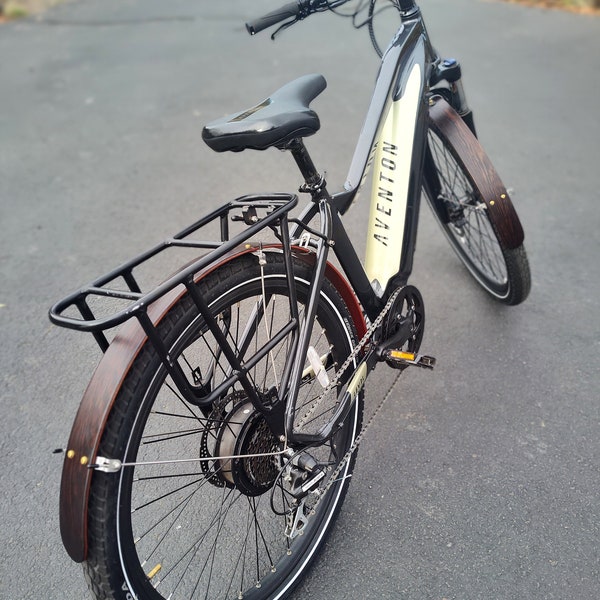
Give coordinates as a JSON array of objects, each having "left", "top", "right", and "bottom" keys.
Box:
[{"left": 1, "top": 0, "right": 598, "bottom": 598}]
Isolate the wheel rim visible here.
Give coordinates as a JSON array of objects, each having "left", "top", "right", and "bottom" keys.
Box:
[
  {"left": 115, "top": 271, "right": 359, "bottom": 599},
  {"left": 427, "top": 129, "right": 510, "bottom": 296}
]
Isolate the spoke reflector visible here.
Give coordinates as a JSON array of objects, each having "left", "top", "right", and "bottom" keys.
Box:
[
  {"left": 147, "top": 563, "right": 162, "bottom": 579},
  {"left": 306, "top": 346, "right": 330, "bottom": 388}
]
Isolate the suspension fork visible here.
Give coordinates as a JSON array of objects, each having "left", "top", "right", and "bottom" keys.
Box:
[{"left": 429, "top": 57, "right": 477, "bottom": 136}]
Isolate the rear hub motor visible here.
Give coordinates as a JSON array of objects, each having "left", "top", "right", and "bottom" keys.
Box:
[{"left": 201, "top": 391, "right": 281, "bottom": 496}]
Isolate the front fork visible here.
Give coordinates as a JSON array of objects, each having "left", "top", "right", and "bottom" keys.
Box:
[{"left": 429, "top": 57, "right": 477, "bottom": 136}]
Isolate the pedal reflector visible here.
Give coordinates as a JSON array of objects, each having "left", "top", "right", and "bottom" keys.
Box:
[
  {"left": 389, "top": 350, "right": 416, "bottom": 361},
  {"left": 384, "top": 350, "right": 436, "bottom": 370}
]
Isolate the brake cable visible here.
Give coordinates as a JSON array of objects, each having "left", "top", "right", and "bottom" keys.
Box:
[
  {"left": 324, "top": 0, "right": 401, "bottom": 58},
  {"left": 270, "top": 0, "right": 400, "bottom": 57}
]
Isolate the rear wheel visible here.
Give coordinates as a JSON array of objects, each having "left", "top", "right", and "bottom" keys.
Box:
[
  {"left": 424, "top": 109, "right": 531, "bottom": 305},
  {"left": 83, "top": 252, "right": 363, "bottom": 600}
]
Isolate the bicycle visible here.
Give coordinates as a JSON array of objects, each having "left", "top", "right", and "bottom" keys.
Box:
[{"left": 49, "top": 1, "right": 530, "bottom": 598}]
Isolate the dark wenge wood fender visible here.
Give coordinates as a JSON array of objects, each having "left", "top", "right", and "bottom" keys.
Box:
[
  {"left": 59, "top": 281, "right": 189, "bottom": 563},
  {"left": 428, "top": 98, "right": 525, "bottom": 250},
  {"left": 59, "top": 246, "right": 366, "bottom": 563}
]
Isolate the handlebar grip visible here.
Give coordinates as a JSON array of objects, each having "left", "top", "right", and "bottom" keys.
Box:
[{"left": 246, "top": 2, "right": 300, "bottom": 35}]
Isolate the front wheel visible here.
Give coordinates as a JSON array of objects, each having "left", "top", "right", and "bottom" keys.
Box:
[
  {"left": 424, "top": 101, "right": 531, "bottom": 305},
  {"left": 83, "top": 252, "right": 363, "bottom": 600}
]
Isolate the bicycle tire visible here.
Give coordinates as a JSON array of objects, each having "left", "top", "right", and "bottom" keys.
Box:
[
  {"left": 424, "top": 102, "right": 531, "bottom": 305},
  {"left": 83, "top": 252, "right": 363, "bottom": 600}
]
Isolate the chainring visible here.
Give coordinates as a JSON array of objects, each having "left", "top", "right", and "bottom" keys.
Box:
[{"left": 382, "top": 285, "right": 425, "bottom": 366}]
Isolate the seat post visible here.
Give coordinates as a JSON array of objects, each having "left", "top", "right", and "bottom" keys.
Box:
[{"left": 288, "top": 138, "right": 329, "bottom": 198}]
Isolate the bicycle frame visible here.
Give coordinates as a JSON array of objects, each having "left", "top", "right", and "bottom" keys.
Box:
[
  {"left": 50, "top": 0, "right": 527, "bottom": 568},
  {"left": 297, "top": 9, "right": 434, "bottom": 312},
  {"left": 283, "top": 5, "right": 436, "bottom": 444},
  {"left": 49, "top": 5, "right": 451, "bottom": 450},
  {"left": 49, "top": 2, "right": 444, "bottom": 448}
]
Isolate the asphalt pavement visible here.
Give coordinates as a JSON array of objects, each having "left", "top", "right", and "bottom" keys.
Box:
[{"left": 1, "top": 0, "right": 599, "bottom": 598}]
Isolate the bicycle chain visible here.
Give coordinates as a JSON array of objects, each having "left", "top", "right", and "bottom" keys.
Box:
[
  {"left": 293, "top": 286, "right": 405, "bottom": 516},
  {"left": 309, "top": 369, "right": 402, "bottom": 516},
  {"left": 296, "top": 286, "right": 403, "bottom": 430}
]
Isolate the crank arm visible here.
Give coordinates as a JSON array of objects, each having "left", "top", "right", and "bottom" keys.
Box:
[{"left": 376, "top": 313, "right": 415, "bottom": 355}]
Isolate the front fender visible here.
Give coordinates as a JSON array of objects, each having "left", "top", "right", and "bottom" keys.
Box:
[{"left": 428, "top": 97, "right": 525, "bottom": 249}]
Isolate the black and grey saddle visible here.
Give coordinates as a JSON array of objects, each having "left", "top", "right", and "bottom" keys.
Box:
[{"left": 202, "top": 74, "right": 326, "bottom": 153}]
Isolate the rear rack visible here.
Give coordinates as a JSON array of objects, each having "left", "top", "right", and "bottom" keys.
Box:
[{"left": 49, "top": 193, "right": 298, "bottom": 352}]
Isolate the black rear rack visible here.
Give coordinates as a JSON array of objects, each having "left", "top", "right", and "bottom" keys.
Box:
[{"left": 49, "top": 193, "right": 298, "bottom": 352}]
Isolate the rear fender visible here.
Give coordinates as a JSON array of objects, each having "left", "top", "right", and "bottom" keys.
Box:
[{"left": 59, "top": 245, "right": 365, "bottom": 562}]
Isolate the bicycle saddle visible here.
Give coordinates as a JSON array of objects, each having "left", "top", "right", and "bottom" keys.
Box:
[{"left": 202, "top": 74, "right": 326, "bottom": 152}]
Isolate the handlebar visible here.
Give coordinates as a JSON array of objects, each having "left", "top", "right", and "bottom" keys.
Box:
[
  {"left": 246, "top": 0, "right": 351, "bottom": 36},
  {"left": 246, "top": 1, "right": 417, "bottom": 38},
  {"left": 246, "top": 2, "right": 303, "bottom": 35}
]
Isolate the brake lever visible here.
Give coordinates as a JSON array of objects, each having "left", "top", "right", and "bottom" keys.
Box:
[
  {"left": 270, "top": 0, "right": 326, "bottom": 39},
  {"left": 270, "top": 17, "right": 301, "bottom": 40}
]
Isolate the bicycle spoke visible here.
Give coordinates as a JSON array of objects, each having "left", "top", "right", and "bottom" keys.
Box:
[
  {"left": 428, "top": 129, "right": 508, "bottom": 287},
  {"left": 83, "top": 255, "right": 361, "bottom": 599}
]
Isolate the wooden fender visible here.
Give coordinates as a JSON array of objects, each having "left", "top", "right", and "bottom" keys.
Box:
[
  {"left": 59, "top": 246, "right": 366, "bottom": 562},
  {"left": 428, "top": 97, "right": 525, "bottom": 250}
]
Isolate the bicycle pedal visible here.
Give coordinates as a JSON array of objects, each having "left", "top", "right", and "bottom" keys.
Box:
[{"left": 384, "top": 350, "right": 436, "bottom": 370}]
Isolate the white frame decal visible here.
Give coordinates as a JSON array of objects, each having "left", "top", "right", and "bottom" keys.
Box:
[{"left": 365, "top": 62, "right": 422, "bottom": 293}]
